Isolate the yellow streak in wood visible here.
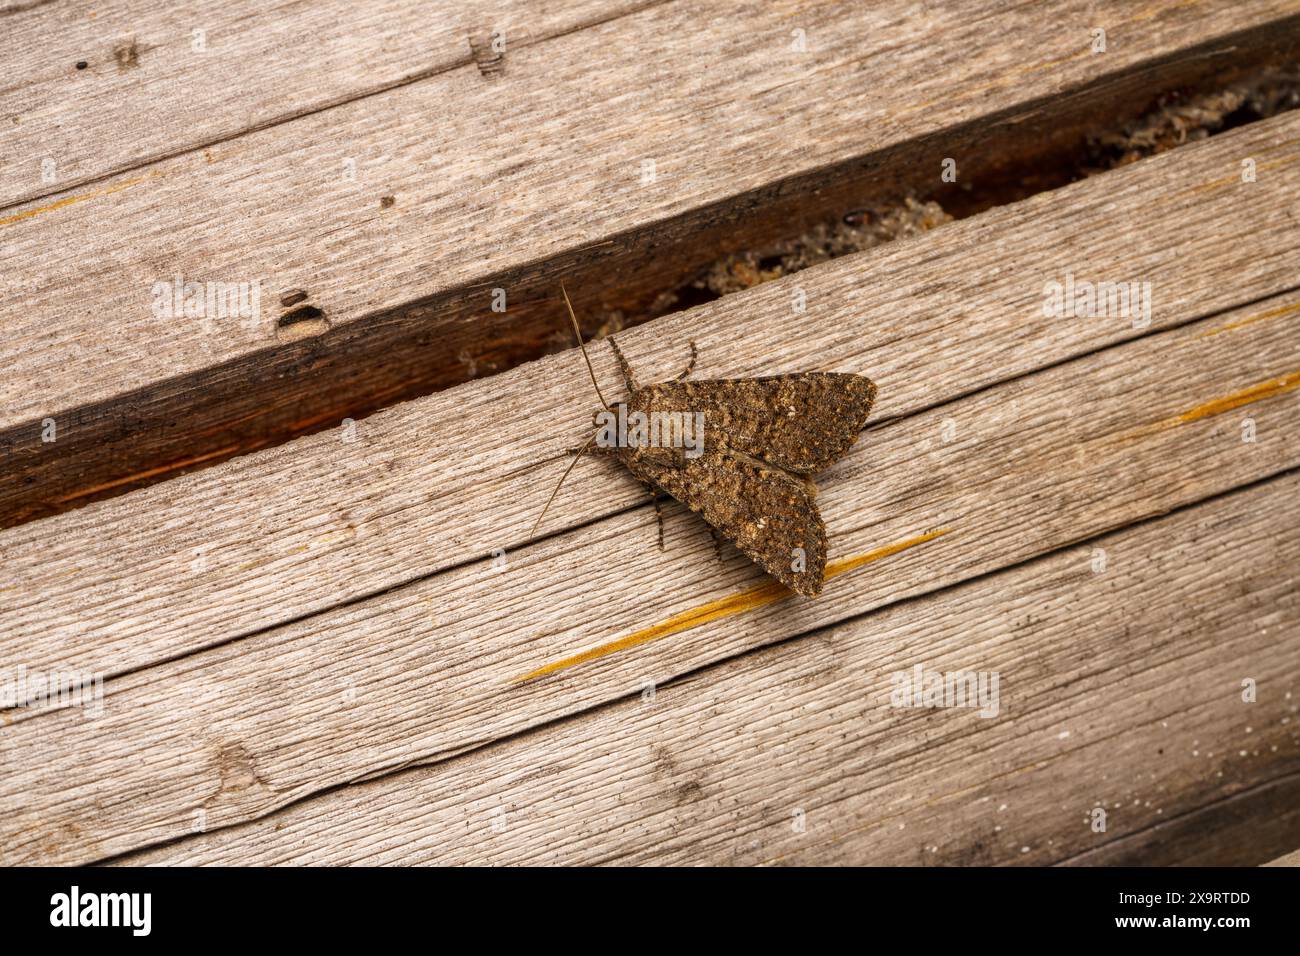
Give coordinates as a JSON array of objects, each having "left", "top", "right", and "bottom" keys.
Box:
[
  {"left": 1169, "top": 370, "right": 1300, "bottom": 426},
  {"left": 1120, "top": 369, "right": 1300, "bottom": 442},
  {"left": 510, "top": 527, "right": 953, "bottom": 684},
  {"left": 1167, "top": 152, "right": 1294, "bottom": 202},
  {"left": 0, "top": 172, "right": 160, "bottom": 228},
  {"left": 1198, "top": 300, "right": 1300, "bottom": 339}
]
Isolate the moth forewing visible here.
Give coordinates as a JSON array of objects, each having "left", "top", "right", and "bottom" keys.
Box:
[
  {"left": 620, "top": 442, "right": 830, "bottom": 596},
  {"left": 628, "top": 374, "right": 876, "bottom": 476}
]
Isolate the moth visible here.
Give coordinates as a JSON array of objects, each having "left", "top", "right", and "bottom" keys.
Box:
[{"left": 530, "top": 285, "right": 877, "bottom": 597}]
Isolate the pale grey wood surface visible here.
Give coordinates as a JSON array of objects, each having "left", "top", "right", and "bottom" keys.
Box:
[
  {"left": 117, "top": 473, "right": 1300, "bottom": 865},
  {"left": 3, "top": 282, "right": 1298, "bottom": 864},
  {"left": 0, "top": 0, "right": 656, "bottom": 209},
  {"left": 2, "top": 113, "right": 1297, "bottom": 681},
  {"left": 2, "top": 0, "right": 1294, "bottom": 525}
]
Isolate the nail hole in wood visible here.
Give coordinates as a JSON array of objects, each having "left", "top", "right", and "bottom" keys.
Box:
[{"left": 276, "top": 305, "right": 329, "bottom": 342}]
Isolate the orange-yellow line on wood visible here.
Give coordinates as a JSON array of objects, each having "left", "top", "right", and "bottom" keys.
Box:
[
  {"left": 53, "top": 444, "right": 240, "bottom": 503},
  {"left": 510, "top": 527, "right": 953, "bottom": 684},
  {"left": 1121, "top": 369, "right": 1300, "bottom": 441},
  {"left": 0, "top": 172, "right": 159, "bottom": 228},
  {"left": 1169, "top": 370, "right": 1300, "bottom": 426},
  {"left": 1198, "top": 300, "right": 1300, "bottom": 339}
]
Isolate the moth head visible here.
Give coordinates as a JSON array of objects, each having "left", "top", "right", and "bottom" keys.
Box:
[
  {"left": 593, "top": 401, "right": 627, "bottom": 428},
  {"left": 592, "top": 402, "right": 629, "bottom": 457}
]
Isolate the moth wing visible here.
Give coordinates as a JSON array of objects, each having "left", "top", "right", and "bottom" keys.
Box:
[
  {"left": 629, "top": 373, "right": 876, "bottom": 476},
  {"left": 625, "top": 447, "right": 827, "bottom": 597}
]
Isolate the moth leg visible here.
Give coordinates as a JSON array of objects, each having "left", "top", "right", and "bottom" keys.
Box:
[
  {"left": 672, "top": 340, "right": 698, "bottom": 382},
  {"left": 607, "top": 336, "right": 639, "bottom": 393},
  {"left": 565, "top": 429, "right": 619, "bottom": 457},
  {"left": 642, "top": 480, "right": 666, "bottom": 550}
]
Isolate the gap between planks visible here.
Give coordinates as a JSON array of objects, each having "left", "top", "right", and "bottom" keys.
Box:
[
  {"left": 2, "top": 2, "right": 1297, "bottom": 526},
  {"left": 3, "top": 112, "right": 1299, "bottom": 686}
]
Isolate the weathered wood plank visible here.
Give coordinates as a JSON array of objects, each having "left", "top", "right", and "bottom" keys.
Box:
[
  {"left": 3, "top": 1, "right": 1296, "bottom": 525},
  {"left": 3, "top": 113, "right": 1298, "bottom": 680},
  {"left": 0, "top": 0, "right": 655, "bottom": 208},
  {"left": 116, "top": 473, "right": 1300, "bottom": 866},
  {"left": 4, "top": 287, "right": 1299, "bottom": 864},
  {"left": 1265, "top": 846, "right": 1300, "bottom": 866},
  {"left": 1061, "top": 774, "right": 1300, "bottom": 866}
]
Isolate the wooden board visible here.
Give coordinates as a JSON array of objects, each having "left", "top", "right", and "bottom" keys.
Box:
[
  {"left": 1063, "top": 774, "right": 1300, "bottom": 866},
  {"left": 4, "top": 283, "right": 1299, "bottom": 864},
  {"left": 0, "top": 0, "right": 655, "bottom": 208},
  {"left": 115, "top": 472, "right": 1300, "bottom": 865},
  {"left": 3, "top": 113, "right": 1298, "bottom": 682},
  {"left": 3, "top": 0, "right": 1297, "bottom": 527}
]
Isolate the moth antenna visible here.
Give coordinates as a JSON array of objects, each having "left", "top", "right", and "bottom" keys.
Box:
[
  {"left": 527, "top": 432, "right": 597, "bottom": 542},
  {"left": 561, "top": 281, "right": 610, "bottom": 411}
]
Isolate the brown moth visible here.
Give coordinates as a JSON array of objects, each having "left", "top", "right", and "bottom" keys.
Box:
[{"left": 530, "top": 285, "right": 877, "bottom": 597}]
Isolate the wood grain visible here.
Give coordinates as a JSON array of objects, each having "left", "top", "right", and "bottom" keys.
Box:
[
  {"left": 3, "top": 0, "right": 1297, "bottom": 525},
  {"left": 0, "top": 0, "right": 656, "bottom": 209},
  {"left": 4, "top": 286, "right": 1299, "bottom": 864},
  {"left": 3, "top": 113, "right": 1298, "bottom": 682},
  {"left": 1061, "top": 773, "right": 1300, "bottom": 866},
  {"left": 116, "top": 472, "right": 1300, "bottom": 865}
]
